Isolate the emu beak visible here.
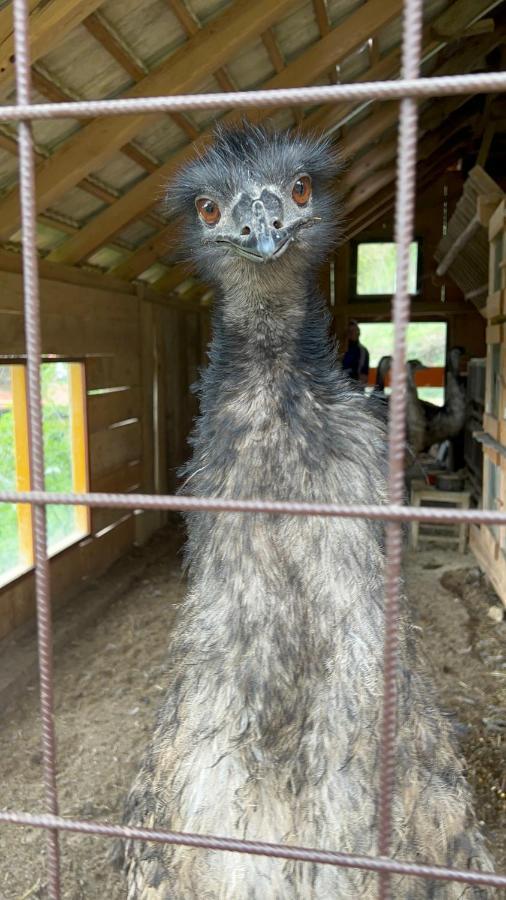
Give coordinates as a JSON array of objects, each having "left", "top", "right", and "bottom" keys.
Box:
[
  {"left": 216, "top": 198, "right": 293, "bottom": 263},
  {"left": 246, "top": 200, "right": 282, "bottom": 261}
]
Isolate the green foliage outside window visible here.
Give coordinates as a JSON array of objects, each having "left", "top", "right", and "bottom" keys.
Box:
[{"left": 356, "top": 242, "right": 419, "bottom": 295}]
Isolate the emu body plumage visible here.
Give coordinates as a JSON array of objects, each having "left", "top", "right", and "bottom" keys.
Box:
[{"left": 122, "top": 124, "right": 494, "bottom": 898}]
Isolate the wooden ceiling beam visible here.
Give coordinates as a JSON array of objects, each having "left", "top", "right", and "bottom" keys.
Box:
[
  {"left": 150, "top": 261, "right": 192, "bottom": 293},
  {"left": 304, "top": 0, "right": 504, "bottom": 137},
  {"left": 347, "top": 145, "right": 467, "bottom": 237},
  {"left": 431, "top": 0, "right": 503, "bottom": 39},
  {"left": 0, "top": 0, "right": 38, "bottom": 47},
  {"left": 0, "top": 0, "right": 106, "bottom": 96},
  {"left": 32, "top": 67, "right": 162, "bottom": 181},
  {"left": 46, "top": 0, "right": 404, "bottom": 267},
  {"left": 166, "top": 0, "right": 237, "bottom": 93},
  {"left": 312, "top": 0, "right": 338, "bottom": 84},
  {"left": 0, "top": 0, "right": 300, "bottom": 241},
  {"left": 261, "top": 29, "right": 285, "bottom": 74},
  {"left": 338, "top": 24, "right": 504, "bottom": 170},
  {"left": 83, "top": 12, "right": 146, "bottom": 82},
  {"left": 345, "top": 115, "right": 476, "bottom": 214},
  {"left": 110, "top": 4, "right": 500, "bottom": 288},
  {"left": 340, "top": 94, "right": 479, "bottom": 196},
  {"left": 83, "top": 11, "right": 199, "bottom": 143},
  {"left": 120, "top": 144, "right": 159, "bottom": 174},
  {"left": 0, "top": 248, "right": 140, "bottom": 296},
  {"left": 111, "top": 221, "right": 180, "bottom": 281},
  {"left": 260, "top": 27, "right": 300, "bottom": 124}
]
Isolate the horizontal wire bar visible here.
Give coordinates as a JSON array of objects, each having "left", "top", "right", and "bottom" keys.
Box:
[
  {"left": 0, "top": 810, "right": 503, "bottom": 888},
  {"left": 0, "top": 73, "right": 505, "bottom": 123},
  {"left": 0, "top": 488, "right": 501, "bottom": 524}
]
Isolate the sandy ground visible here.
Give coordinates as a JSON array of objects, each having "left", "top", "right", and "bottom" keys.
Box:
[{"left": 0, "top": 524, "right": 504, "bottom": 899}]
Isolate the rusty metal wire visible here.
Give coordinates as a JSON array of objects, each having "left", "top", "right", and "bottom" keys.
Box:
[
  {"left": 2, "top": 487, "right": 506, "bottom": 525},
  {"left": 0, "top": 810, "right": 505, "bottom": 890},
  {"left": 2, "top": 0, "right": 505, "bottom": 898},
  {"left": 378, "top": 2, "right": 423, "bottom": 896},
  {"left": 0, "top": 73, "right": 506, "bottom": 122},
  {"left": 12, "top": 0, "right": 60, "bottom": 895}
]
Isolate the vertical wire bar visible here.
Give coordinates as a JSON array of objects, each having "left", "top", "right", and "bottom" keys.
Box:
[
  {"left": 378, "top": 0, "right": 423, "bottom": 898},
  {"left": 12, "top": 0, "right": 61, "bottom": 897}
]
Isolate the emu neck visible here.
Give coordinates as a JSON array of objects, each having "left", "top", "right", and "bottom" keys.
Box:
[{"left": 210, "top": 262, "right": 331, "bottom": 384}]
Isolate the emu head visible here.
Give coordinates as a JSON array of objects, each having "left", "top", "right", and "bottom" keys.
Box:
[
  {"left": 375, "top": 355, "right": 392, "bottom": 390},
  {"left": 406, "top": 359, "right": 428, "bottom": 386},
  {"left": 448, "top": 345, "right": 465, "bottom": 374},
  {"left": 165, "top": 121, "right": 341, "bottom": 286}
]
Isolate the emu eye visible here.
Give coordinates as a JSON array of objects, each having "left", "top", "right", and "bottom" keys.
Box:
[
  {"left": 292, "top": 175, "right": 312, "bottom": 206},
  {"left": 196, "top": 197, "right": 221, "bottom": 226}
]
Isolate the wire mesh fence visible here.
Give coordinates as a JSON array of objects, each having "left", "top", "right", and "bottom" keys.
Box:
[{"left": 0, "top": 0, "right": 505, "bottom": 897}]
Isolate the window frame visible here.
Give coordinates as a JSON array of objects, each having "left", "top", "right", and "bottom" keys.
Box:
[
  {"left": 0, "top": 357, "right": 90, "bottom": 590},
  {"left": 349, "top": 237, "right": 424, "bottom": 302},
  {"left": 356, "top": 318, "right": 448, "bottom": 407}
]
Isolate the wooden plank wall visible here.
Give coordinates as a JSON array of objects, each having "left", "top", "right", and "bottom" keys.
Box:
[
  {"left": 0, "top": 267, "right": 207, "bottom": 638},
  {"left": 470, "top": 198, "right": 506, "bottom": 606}
]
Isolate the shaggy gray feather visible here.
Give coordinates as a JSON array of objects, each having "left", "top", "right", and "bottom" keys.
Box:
[{"left": 121, "top": 123, "right": 495, "bottom": 898}]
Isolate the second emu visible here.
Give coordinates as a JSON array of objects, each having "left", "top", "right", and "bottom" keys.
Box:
[{"left": 123, "top": 124, "right": 494, "bottom": 898}]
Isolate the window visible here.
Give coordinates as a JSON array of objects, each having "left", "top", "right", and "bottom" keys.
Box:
[
  {"left": 0, "top": 361, "right": 89, "bottom": 587},
  {"left": 359, "top": 321, "right": 447, "bottom": 406},
  {"left": 353, "top": 240, "right": 421, "bottom": 297}
]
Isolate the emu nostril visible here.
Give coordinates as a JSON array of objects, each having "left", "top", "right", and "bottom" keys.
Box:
[
  {"left": 241, "top": 226, "right": 251, "bottom": 235},
  {"left": 272, "top": 220, "right": 282, "bottom": 230}
]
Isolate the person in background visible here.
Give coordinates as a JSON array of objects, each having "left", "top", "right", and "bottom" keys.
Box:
[{"left": 342, "top": 319, "right": 370, "bottom": 386}]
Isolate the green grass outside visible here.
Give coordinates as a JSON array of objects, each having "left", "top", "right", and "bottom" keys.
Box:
[{"left": 0, "top": 363, "right": 78, "bottom": 580}]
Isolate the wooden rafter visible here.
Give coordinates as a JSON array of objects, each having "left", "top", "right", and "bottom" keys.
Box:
[
  {"left": 83, "top": 12, "right": 147, "bottom": 81},
  {"left": 31, "top": 68, "right": 161, "bottom": 178},
  {"left": 82, "top": 10, "right": 199, "bottom": 142},
  {"left": 347, "top": 143, "right": 469, "bottom": 237},
  {"left": 46, "top": 0, "right": 405, "bottom": 267},
  {"left": 431, "top": 0, "right": 502, "bottom": 39},
  {"left": 312, "top": 0, "right": 337, "bottom": 85},
  {"left": 341, "top": 101, "right": 467, "bottom": 196},
  {"left": 260, "top": 26, "right": 300, "bottom": 125},
  {"left": 113, "top": 1, "right": 502, "bottom": 288},
  {"left": 303, "top": 0, "right": 504, "bottom": 138},
  {"left": 0, "top": 0, "right": 106, "bottom": 96},
  {"left": 166, "top": 0, "right": 237, "bottom": 93},
  {"left": 111, "top": 222, "right": 180, "bottom": 281},
  {"left": 0, "top": 0, "right": 301, "bottom": 241},
  {"left": 345, "top": 111, "right": 478, "bottom": 214},
  {"left": 261, "top": 29, "right": 285, "bottom": 74},
  {"left": 339, "top": 52, "right": 494, "bottom": 198}
]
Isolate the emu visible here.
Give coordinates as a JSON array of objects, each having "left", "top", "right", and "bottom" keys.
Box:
[
  {"left": 422, "top": 346, "right": 467, "bottom": 452},
  {"left": 406, "top": 358, "right": 430, "bottom": 456},
  {"left": 122, "top": 123, "right": 494, "bottom": 898}
]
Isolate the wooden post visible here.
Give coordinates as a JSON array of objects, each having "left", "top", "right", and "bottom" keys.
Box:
[{"left": 69, "top": 361, "right": 90, "bottom": 535}]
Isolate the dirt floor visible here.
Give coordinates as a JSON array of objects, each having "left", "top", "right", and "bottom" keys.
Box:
[{"left": 0, "top": 523, "right": 504, "bottom": 899}]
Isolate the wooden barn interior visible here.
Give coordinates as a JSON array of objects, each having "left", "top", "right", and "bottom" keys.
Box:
[
  {"left": 1, "top": 0, "right": 505, "bottom": 631},
  {"left": 0, "top": 2, "right": 505, "bottom": 894}
]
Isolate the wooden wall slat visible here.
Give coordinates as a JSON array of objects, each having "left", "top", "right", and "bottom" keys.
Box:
[
  {"left": 0, "top": 270, "right": 137, "bottom": 320},
  {"left": 90, "top": 459, "right": 142, "bottom": 493},
  {"left": 89, "top": 420, "right": 142, "bottom": 476},
  {"left": 87, "top": 387, "right": 142, "bottom": 433},
  {"left": 92, "top": 507, "right": 136, "bottom": 536},
  {"left": 86, "top": 355, "right": 141, "bottom": 391},
  {"left": 0, "top": 313, "right": 140, "bottom": 357}
]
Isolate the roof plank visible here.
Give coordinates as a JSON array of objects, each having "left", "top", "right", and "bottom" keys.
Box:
[
  {"left": 46, "top": 0, "right": 404, "bottom": 265},
  {"left": 0, "top": 0, "right": 106, "bottom": 95},
  {"left": 0, "top": 0, "right": 300, "bottom": 240}
]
